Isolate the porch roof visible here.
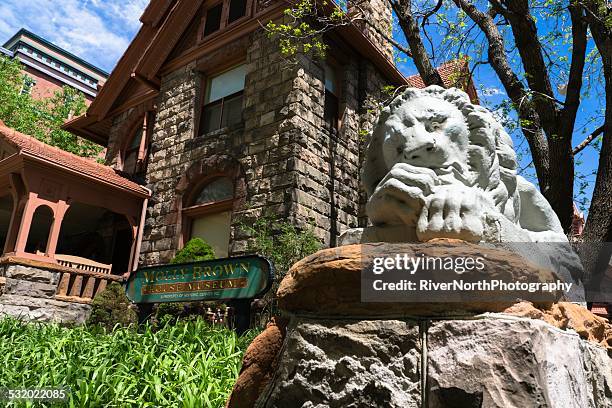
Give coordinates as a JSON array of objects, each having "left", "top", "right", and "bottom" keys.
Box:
[{"left": 0, "top": 121, "right": 149, "bottom": 197}]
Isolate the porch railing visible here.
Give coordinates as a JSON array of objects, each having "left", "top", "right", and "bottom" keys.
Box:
[{"left": 54, "top": 254, "right": 121, "bottom": 303}]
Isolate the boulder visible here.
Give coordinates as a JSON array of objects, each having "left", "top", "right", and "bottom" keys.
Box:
[
  {"left": 504, "top": 301, "right": 612, "bottom": 349},
  {"left": 278, "top": 241, "right": 562, "bottom": 316},
  {"left": 427, "top": 317, "right": 612, "bottom": 408},
  {"left": 257, "top": 319, "right": 421, "bottom": 408},
  {"left": 227, "top": 317, "right": 289, "bottom": 408},
  {"left": 228, "top": 243, "right": 612, "bottom": 407}
]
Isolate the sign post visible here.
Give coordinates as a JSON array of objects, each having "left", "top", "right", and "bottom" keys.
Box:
[{"left": 125, "top": 255, "right": 274, "bottom": 332}]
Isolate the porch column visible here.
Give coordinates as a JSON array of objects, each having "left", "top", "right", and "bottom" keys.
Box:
[
  {"left": 3, "top": 173, "right": 27, "bottom": 254},
  {"left": 45, "top": 200, "right": 69, "bottom": 257},
  {"left": 3, "top": 198, "right": 19, "bottom": 254},
  {"left": 13, "top": 194, "right": 39, "bottom": 256}
]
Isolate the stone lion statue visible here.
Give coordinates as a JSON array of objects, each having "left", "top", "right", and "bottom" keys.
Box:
[{"left": 361, "top": 86, "right": 567, "bottom": 244}]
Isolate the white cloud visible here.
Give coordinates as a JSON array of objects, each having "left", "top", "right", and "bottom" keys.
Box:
[
  {"left": 480, "top": 86, "right": 505, "bottom": 97},
  {"left": 0, "top": 0, "right": 147, "bottom": 72}
]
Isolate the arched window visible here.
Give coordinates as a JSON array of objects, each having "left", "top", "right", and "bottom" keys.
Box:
[
  {"left": 123, "top": 125, "right": 143, "bottom": 175},
  {"left": 183, "top": 177, "right": 234, "bottom": 258}
]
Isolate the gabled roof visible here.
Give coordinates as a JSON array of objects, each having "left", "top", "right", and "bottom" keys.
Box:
[
  {"left": 64, "top": 0, "right": 409, "bottom": 144},
  {"left": 0, "top": 121, "right": 149, "bottom": 197}
]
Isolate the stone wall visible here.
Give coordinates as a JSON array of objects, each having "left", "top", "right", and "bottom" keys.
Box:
[
  {"left": 0, "top": 263, "right": 90, "bottom": 324},
  {"left": 350, "top": 0, "right": 394, "bottom": 62},
  {"left": 137, "top": 27, "right": 394, "bottom": 266}
]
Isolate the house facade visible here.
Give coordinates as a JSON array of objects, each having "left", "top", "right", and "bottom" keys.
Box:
[
  {"left": 65, "top": 0, "right": 476, "bottom": 267},
  {"left": 0, "top": 0, "right": 476, "bottom": 322}
]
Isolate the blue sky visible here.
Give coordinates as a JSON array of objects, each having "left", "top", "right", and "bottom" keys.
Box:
[
  {"left": 0, "top": 0, "right": 602, "bottom": 212},
  {"left": 0, "top": 0, "right": 148, "bottom": 73}
]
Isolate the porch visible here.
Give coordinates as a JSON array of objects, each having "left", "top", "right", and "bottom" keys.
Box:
[{"left": 0, "top": 122, "right": 150, "bottom": 305}]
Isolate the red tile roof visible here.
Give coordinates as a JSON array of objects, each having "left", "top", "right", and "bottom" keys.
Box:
[
  {"left": 0, "top": 121, "right": 149, "bottom": 196},
  {"left": 406, "top": 59, "right": 479, "bottom": 103},
  {"left": 406, "top": 59, "right": 467, "bottom": 87}
]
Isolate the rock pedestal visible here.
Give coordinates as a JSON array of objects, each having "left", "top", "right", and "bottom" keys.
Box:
[{"left": 228, "top": 243, "right": 612, "bottom": 408}]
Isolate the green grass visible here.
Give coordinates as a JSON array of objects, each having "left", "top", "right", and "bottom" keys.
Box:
[{"left": 0, "top": 318, "right": 259, "bottom": 407}]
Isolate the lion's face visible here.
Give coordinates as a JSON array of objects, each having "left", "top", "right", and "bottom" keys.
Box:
[{"left": 381, "top": 96, "right": 470, "bottom": 172}]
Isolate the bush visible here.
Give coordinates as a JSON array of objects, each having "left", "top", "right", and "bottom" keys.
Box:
[
  {"left": 171, "top": 238, "right": 215, "bottom": 264},
  {"left": 0, "top": 317, "right": 259, "bottom": 407},
  {"left": 87, "top": 282, "right": 137, "bottom": 331},
  {"left": 155, "top": 238, "right": 217, "bottom": 324},
  {"left": 241, "top": 214, "right": 322, "bottom": 322}
]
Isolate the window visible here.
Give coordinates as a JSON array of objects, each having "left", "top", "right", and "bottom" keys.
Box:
[
  {"left": 202, "top": 0, "right": 249, "bottom": 38},
  {"left": 323, "top": 63, "right": 340, "bottom": 131},
  {"left": 183, "top": 177, "right": 234, "bottom": 258},
  {"left": 21, "top": 76, "right": 36, "bottom": 95},
  {"left": 228, "top": 0, "right": 247, "bottom": 23},
  {"left": 123, "top": 126, "right": 143, "bottom": 175},
  {"left": 203, "top": 3, "right": 223, "bottom": 36},
  {"left": 200, "top": 64, "right": 246, "bottom": 134}
]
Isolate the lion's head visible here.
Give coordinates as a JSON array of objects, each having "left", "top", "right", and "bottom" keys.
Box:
[{"left": 363, "top": 86, "right": 520, "bottom": 223}]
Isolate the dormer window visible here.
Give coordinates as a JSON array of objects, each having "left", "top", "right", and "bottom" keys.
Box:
[
  {"left": 199, "top": 64, "right": 246, "bottom": 135},
  {"left": 201, "top": 0, "right": 251, "bottom": 39}
]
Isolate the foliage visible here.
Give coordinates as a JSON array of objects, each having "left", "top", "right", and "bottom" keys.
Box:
[
  {"left": 0, "top": 317, "right": 259, "bottom": 407},
  {"left": 87, "top": 282, "right": 138, "bottom": 331},
  {"left": 171, "top": 238, "right": 216, "bottom": 264},
  {"left": 240, "top": 213, "right": 321, "bottom": 323},
  {"left": 159, "top": 238, "right": 217, "bottom": 324},
  {"left": 0, "top": 55, "right": 102, "bottom": 158},
  {"left": 242, "top": 213, "right": 322, "bottom": 278}
]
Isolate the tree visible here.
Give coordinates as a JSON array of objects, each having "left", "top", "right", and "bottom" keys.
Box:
[
  {"left": 266, "top": 0, "right": 611, "bottom": 244},
  {"left": 0, "top": 55, "right": 102, "bottom": 158}
]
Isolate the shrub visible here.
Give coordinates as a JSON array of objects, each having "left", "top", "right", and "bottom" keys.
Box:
[
  {"left": 87, "top": 282, "right": 137, "bottom": 331},
  {"left": 0, "top": 317, "right": 259, "bottom": 407},
  {"left": 156, "top": 238, "right": 217, "bottom": 324},
  {"left": 171, "top": 237, "right": 215, "bottom": 264},
  {"left": 240, "top": 214, "right": 322, "bottom": 322}
]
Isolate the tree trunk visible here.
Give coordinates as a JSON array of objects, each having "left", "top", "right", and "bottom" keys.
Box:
[
  {"left": 582, "top": 13, "right": 612, "bottom": 244},
  {"left": 392, "top": 0, "right": 445, "bottom": 87}
]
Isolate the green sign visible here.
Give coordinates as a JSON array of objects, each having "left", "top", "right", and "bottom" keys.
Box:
[{"left": 125, "top": 256, "right": 274, "bottom": 303}]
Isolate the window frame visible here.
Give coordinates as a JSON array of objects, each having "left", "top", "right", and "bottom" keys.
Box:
[
  {"left": 199, "top": 0, "right": 253, "bottom": 42},
  {"left": 181, "top": 175, "right": 235, "bottom": 248},
  {"left": 322, "top": 59, "right": 343, "bottom": 132},
  {"left": 120, "top": 111, "right": 154, "bottom": 177},
  {"left": 197, "top": 62, "right": 246, "bottom": 136}
]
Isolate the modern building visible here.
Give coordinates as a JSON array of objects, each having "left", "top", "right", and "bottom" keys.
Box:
[
  {"left": 0, "top": 0, "right": 476, "bottom": 321},
  {"left": 2, "top": 29, "right": 108, "bottom": 102}
]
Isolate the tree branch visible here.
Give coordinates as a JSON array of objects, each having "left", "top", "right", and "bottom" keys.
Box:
[
  {"left": 502, "top": 0, "right": 558, "bottom": 136},
  {"left": 573, "top": 125, "right": 604, "bottom": 154},
  {"left": 393, "top": 0, "right": 444, "bottom": 86},
  {"left": 452, "top": 0, "right": 550, "bottom": 192}
]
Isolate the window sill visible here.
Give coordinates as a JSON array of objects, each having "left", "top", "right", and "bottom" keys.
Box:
[{"left": 198, "top": 123, "right": 244, "bottom": 138}]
